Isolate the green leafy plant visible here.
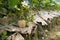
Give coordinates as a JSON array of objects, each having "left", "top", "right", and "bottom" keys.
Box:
[{"left": 0, "top": 31, "right": 7, "bottom": 40}]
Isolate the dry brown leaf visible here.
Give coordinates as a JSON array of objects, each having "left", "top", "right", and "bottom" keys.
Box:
[
  {"left": 7, "top": 33, "right": 24, "bottom": 40},
  {"left": 5, "top": 23, "right": 37, "bottom": 34}
]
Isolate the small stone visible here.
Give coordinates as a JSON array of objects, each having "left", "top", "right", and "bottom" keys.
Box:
[{"left": 18, "top": 20, "right": 26, "bottom": 28}]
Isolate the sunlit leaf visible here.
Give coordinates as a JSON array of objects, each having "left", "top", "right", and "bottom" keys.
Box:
[{"left": 9, "top": 0, "right": 20, "bottom": 8}]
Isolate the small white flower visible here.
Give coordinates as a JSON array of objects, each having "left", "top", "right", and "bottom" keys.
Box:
[
  {"left": 21, "top": 1, "right": 28, "bottom": 6},
  {"left": 14, "top": 5, "right": 20, "bottom": 10},
  {"left": 21, "top": 1, "right": 30, "bottom": 8}
]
